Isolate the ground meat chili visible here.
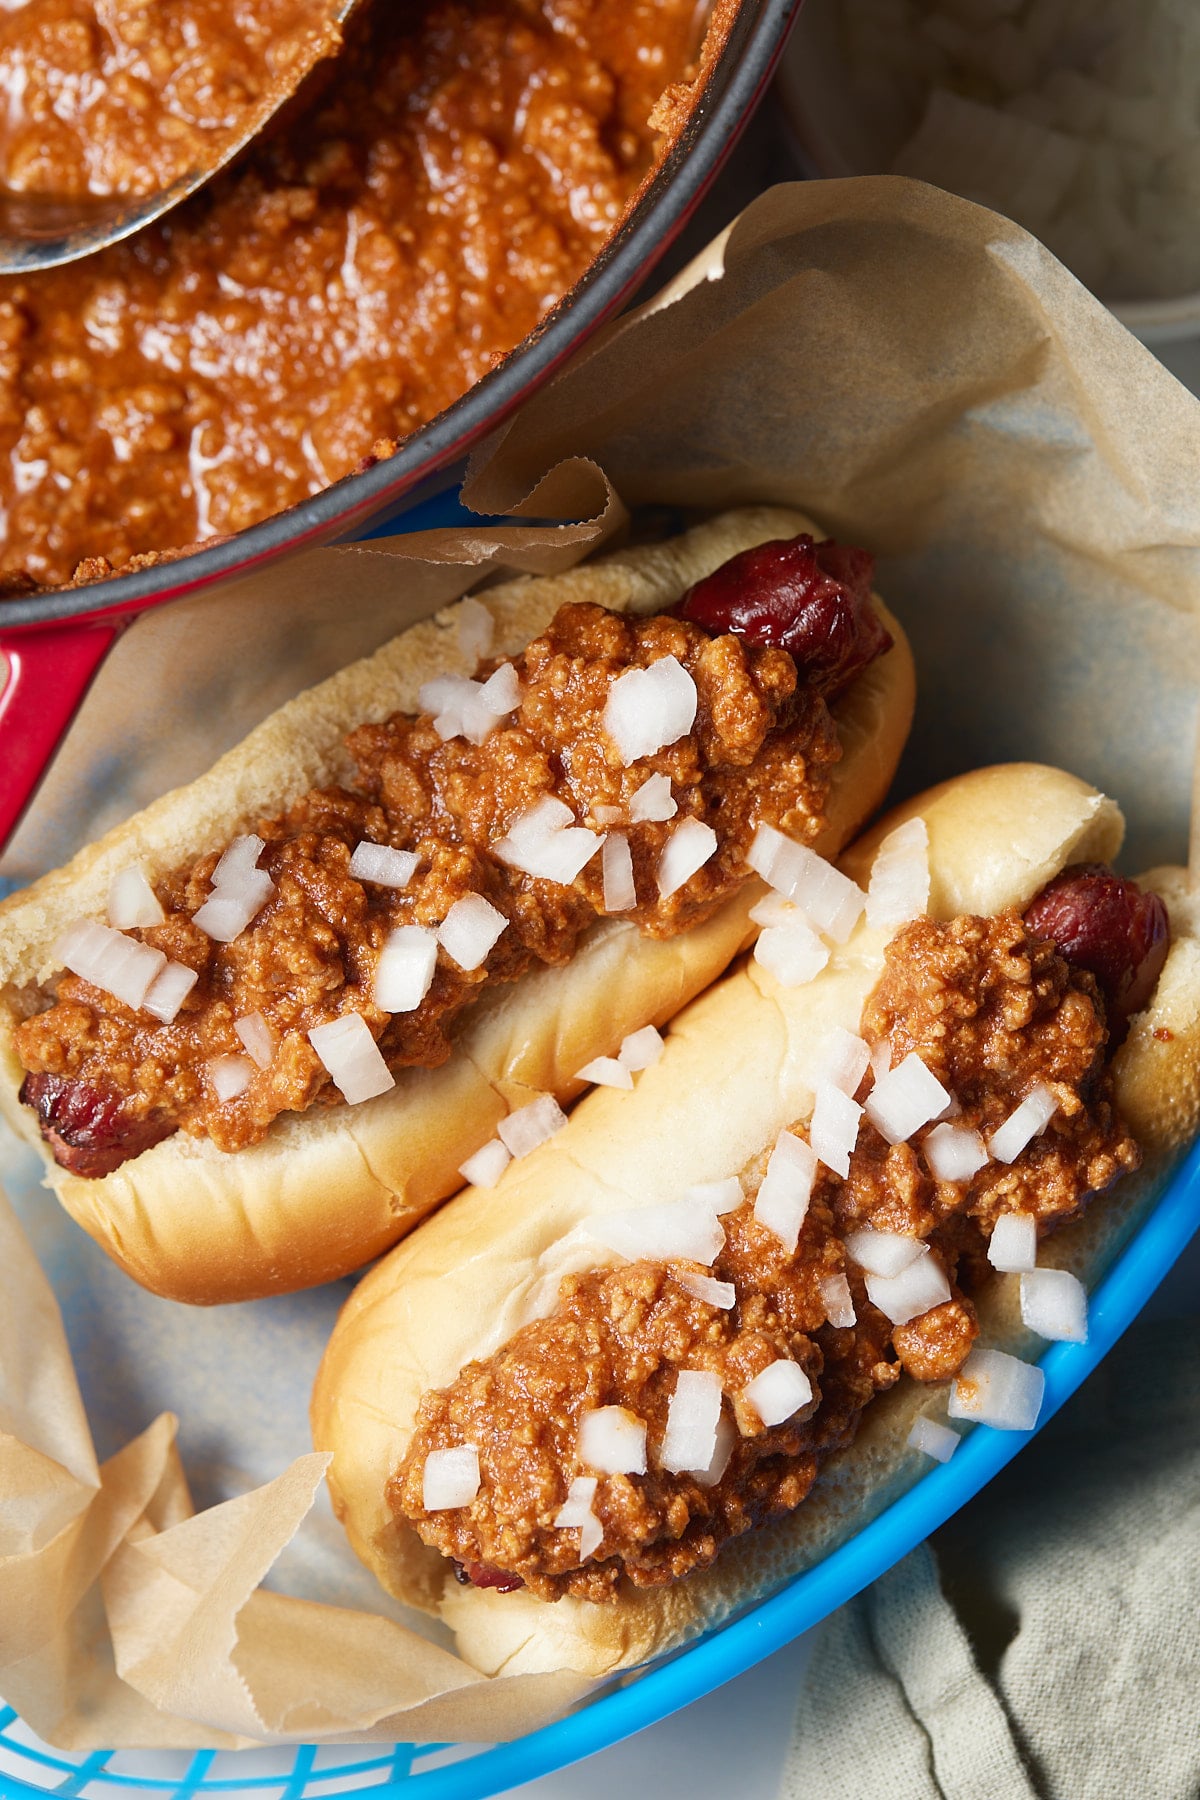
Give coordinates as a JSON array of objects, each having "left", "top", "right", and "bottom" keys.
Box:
[
  {"left": 392, "top": 872, "right": 1156, "bottom": 1601},
  {"left": 15, "top": 541, "right": 884, "bottom": 1177},
  {"left": 0, "top": 0, "right": 339, "bottom": 200},
  {"left": 0, "top": 0, "right": 707, "bottom": 591}
]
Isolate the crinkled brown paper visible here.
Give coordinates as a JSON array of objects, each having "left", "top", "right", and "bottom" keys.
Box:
[{"left": 3, "top": 177, "right": 1200, "bottom": 1749}]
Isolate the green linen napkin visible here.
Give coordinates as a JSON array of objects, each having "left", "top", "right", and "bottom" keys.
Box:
[{"left": 781, "top": 1318, "right": 1200, "bottom": 1800}]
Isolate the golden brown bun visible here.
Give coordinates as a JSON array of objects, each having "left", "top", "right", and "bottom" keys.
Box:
[
  {"left": 0, "top": 508, "right": 914, "bottom": 1304},
  {"left": 311, "top": 763, "right": 1200, "bottom": 1679}
]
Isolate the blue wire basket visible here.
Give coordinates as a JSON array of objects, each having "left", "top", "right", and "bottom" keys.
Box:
[{"left": 3, "top": 1136, "right": 1197, "bottom": 1800}]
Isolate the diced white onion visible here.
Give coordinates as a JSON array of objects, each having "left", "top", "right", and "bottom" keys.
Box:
[
  {"left": 308, "top": 1013, "right": 395, "bottom": 1104},
  {"left": 865, "top": 1051, "right": 954, "bottom": 1145},
  {"left": 660, "top": 1369, "right": 724, "bottom": 1475},
  {"left": 810, "top": 1083, "right": 863, "bottom": 1178},
  {"left": 864, "top": 1247, "right": 952, "bottom": 1326},
  {"left": 106, "top": 865, "right": 164, "bottom": 930},
  {"left": 1020, "top": 1268, "right": 1088, "bottom": 1344},
  {"left": 493, "top": 799, "right": 605, "bottom": 885},
  {"left": 753, "top": 918, "right": 830, "bottom": 988},
  {"left": 458, "top": 1136, "right": 512, "bottom": 1189},
  {"left": 234, "top": 1010, "right": 275, "bottom": 1069},
  {"left": 588, "top": 1201, "right": 725, "bottom": 1266},
  {"left": 579, "top": 1406, "right": 647, "bottom": 1475},
  {"left": 869, "top": 1039, "right": 892, "bottom": 1083},
  {"left": 694, "top": 1411, "right": 737, "bottom": 1488},
  {"left": 845, "top": 1230, "right": 924, "bottom": 1277},
  {"left": 496, "top": 1092, "right": 567, "bottom": 1159},
  {"left": 924, "top": 1122, "right": 989, "bottom": 1183},
  {"left": 498, "top": 795, "right": 573, "bottom": 843},
  {"left": 746, "top": 825, "right": 866, "bottom": 942},
  {"left": 349, "top": 842, "right": 418, "bottom": 889},
  {"left": 741, "top": 1359, "right": 814, "bottom": 1428},
  {"left": 143, "top": 961, "right": 198, "bottom": 1025},
  {"left": 988, "top": 1211, "right": 1038, "bottom": 1273},
  {"left": 657, "top": 817, "right": 718, "bottom": 899},
  {"left": 373, "top": 924, "right": 439, "bottom": 1013},
  {"left": 676, "top": 1271, "right": 736, "bottom": 1309},
  {"left": 207, "top": 1054, "right": 254, "bottom": 1102},
  {"left": 578, "top": 1513, "right": 603, "bottom": 1559},
  {"left": 908, "top": 1416, "right": 960, "bottom": 1463},
  {"left": 425, "top": 668, "right": 517, "bottom": 745},
  {"left": 866, "top": 817, "right": 931, "bottom": 930},
  {"left": 629, "top": 772, "right": 677, "bottom": 822},
  {"left": 819, "top": 1271, "right": 856, "bottom": 1328},
  {"left": 192, "top": 870, "right": 275, "bottom": 943},
  {"left": 602, "top": 656, "right": 697, "bottom": 766},
  {"left": 748, "top": 891, "right": 801, "bottom": 929},
  {"left": 437, "top": 892, "right": 507, "bottom": 971},
  {"left": 949, "top": 1348, "right": 1045, "bottom": 1433},
  {"left": 618, "top": 1024, "right": 664, "bottom": 1072},
  {"left": 554, "top": 1475, "right": 602, "bottom": 1557},
  {"left": 753, "top": 1130, "right": 817, "bottom": 1253},
  {"left": 457, "top": 595, "right": 494, "bottom": 664},
  {"left": 601, "top": 833, "right": 637, "bottom": 912},
  {"left": 417, "top": 675, "right": 464, "bottom": 716},
  {"left": 989, "top": 1084, "right": 1059, "bottom": 1163},
  {"left": 212, "top": 834, "right": 266, "bottom": 888},
  {"left": 54, "top": 919, "right": 168, "bottom": 1013},
  {"left": 813, "top": 1027, "right": 871, "bottom": 1098},
  {"left": 575, "top": 1055, "right": 634, "bottom": 1090},
  {"left": 422, "top": 1445, "right": 481, "bottom": 1511},
  {"left": 683, "top": 1176, "right": 744, "bottom": 1214},
  {"left": 592, "top": 805, "right": 625, "bottom": 827}
]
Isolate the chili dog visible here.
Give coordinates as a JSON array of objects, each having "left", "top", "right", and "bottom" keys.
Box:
[
  {"left": 311, "top": 763, "right": 1200, "bottom": 1679},
  {"left": 0, "top": 508, "right": 914, "bottom": 1304}
]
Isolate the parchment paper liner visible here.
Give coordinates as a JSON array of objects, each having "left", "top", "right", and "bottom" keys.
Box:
[{"left": 2, "top": 175, "right": 1200, "bottom": 1748}]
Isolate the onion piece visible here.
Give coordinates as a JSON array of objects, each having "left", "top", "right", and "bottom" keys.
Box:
[
  {"left": 864, "top": 1247, "right": 952, "bottom": 1326},
  {"left": 459, "top": 661, "right": 522, "bottom": 744},
  {"left": 308, "top": 1014, "right": 395, "bottom": 1104},
  {"left": 574, "top": 1055, "right": 634, "bottom": 1090},
  {"left": 657, "top": 818, "right": 718, "bottom": 899},
  {"left": 192, "top": 869, "right": 275, "bottom": 943},
  {"left": 924, "top": 1122, "right": 989, "bottom": 1183},
  {"left": 373, "top": 925, "right": 439, "bottom": 1013},
  {"left": 588, "top": 1201, "right": 725, "bottom": 1266},
  {"left": 754, "top": 918, "right": 830, "bottom": 988},
  {"left": 748, "top": 891, "right": 802, "bottom": 929},
  {"left": 629, "top": 772, "right": 677, "bottom": 822},
  {"left": 601, "top": 834, "right": 636, "bottom": 912},
  {"left": 949, "top": 1347, "right": 1045, "bottom": 1432},
  {"left": 496, "top": 1093, "right": 567, "bottom": 1159},
  {"left": 458, "top": 1137, "right": 512, "bottom": 1189},
  {"left": 554, "top": 1475, "right": 602, "bottom": 1556},
  {"left": 753, "top": 1130, "right": 816, "bottom": 1253},
  {"left": 865, "top": 1051, "right": 953, "bottom": 1145},
  {"left": 457, "top": 595, "right": 494, "bottom": 664},
  {"left": 143, "top": 961, "right": 199, "bottom": 1025},
  {"left": 349, "top": 842, "right": 418, "bottom": 889},
  {"left": 592, "top": 805, "right": 625, "bottom": 827},
  {"left": 988, "top": 1211, "right": 1037, "bottom": 1273},
  {"left": 422, "top": 1445, "right": 480, "bottom": 1511},
  {"left": 602, "top": 656, "right": 697, "bottom": 766},
  {"left": 908, "top": 1416, "right": 960, "bottom": 1463},
  {"left": 660, "top": 1369, "right": 723, "bottom": 1475},
  {"left": 869, "top": 1039, "right": 892, "bottom": 1084},
  {"left": 493, "top": 800, "right": 605, "bottom": 885},
  {"left": 866, "top": 817, "right": 930, "bottom": 930},
  {"left": 207, "top": 1054, "right": 254, "bottom": 1102},
  {"left": 437, "top": 893, "right": 507, "bottom": 971},
  {"left": 819, "top": 1271, "right": 856, "bottom": 1328},
  {"left": 989, "top": 1084, "right": 1059, "bottom": 1163},
  {"left": 813, "top": 1027, "right": 871, "bottom": 1097},
  {"left": 675, "top": 1271, "right": 736, "bottom": 1309},
  {"left": 234, "top": 1010, "right": 275, "bottom": 1069},
  {"left": 741, "top": 1359, "right": 814, "bottom": 1428},
  {"left": 54, "top": 919, "right": 168, "bottom": 1013},
  {"left": 1020, "top": 1268, "right": 1088, "bottom": 1343},
  {"left": 694, "top": 1411, "right": 737, "bottom": 1488},
  {"left": 683, "top": 1176, "right": 744, "bottom": 1214},
  {"left": 579, "top": 1406, "right": 647, "bottom": 1475},
  {"left": 844, "top": 1229, "right": 923, "bottom": 1278},
  {"left": 107, "top": 865, "right": 164, "bottom": 930},
  {"left": 746, "top": 825, "right": 866, "bottom": 941},
  {"left": 212, "top": 834, "right": 265, "bottom": 888},
  {"left": 809, "top": 1083, "right": 862, "bottom": 1178},
  {"left": 617, "top": 1024, "right": 664, "bottom": 1072}
]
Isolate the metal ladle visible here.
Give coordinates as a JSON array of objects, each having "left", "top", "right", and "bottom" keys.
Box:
[{"left": 0, "top": 0, "right": 363, "bottom": 275}]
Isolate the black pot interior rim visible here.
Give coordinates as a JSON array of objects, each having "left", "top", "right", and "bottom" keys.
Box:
[{"left": 4, "top": 0, "right": 800, "bottom": 631}]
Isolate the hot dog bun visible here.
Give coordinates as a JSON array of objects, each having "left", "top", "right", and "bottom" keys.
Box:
[
  {"left": 311, "top": 763, "right": 1200, "bottom": 1678},
  {"left": 0, "top": 508, "right": 914, "bottom": 1304}
]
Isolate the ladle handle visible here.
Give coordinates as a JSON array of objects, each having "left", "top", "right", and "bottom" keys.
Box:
[{"left": 0, "top": 622, "right": 122, "bottom": 853}]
